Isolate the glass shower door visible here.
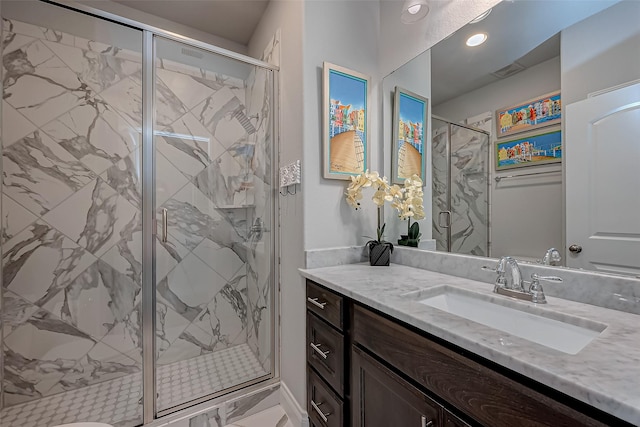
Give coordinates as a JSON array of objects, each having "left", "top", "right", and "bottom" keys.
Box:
[
  {"left": 431, "top": 119, "right": 489, "bottom": 256},
  {"left": 152, "top": 37, "right": 274, "bottom": 412}
]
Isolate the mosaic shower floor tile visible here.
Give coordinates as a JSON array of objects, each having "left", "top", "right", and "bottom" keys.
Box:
[{"left": 0, "top": 344, "right": 267, "bottom": 427}]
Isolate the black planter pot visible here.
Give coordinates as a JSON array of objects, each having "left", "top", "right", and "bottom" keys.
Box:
[{"left": 367, "top": 241, "right": 393, "bottom": 266}]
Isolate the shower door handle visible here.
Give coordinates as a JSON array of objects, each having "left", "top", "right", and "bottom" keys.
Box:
[
  {"left": 438, "top": 211, "right": 451, "bottom": 228},
  {"left": 161, "top": 208, "right": 168, "bottom": 243}
]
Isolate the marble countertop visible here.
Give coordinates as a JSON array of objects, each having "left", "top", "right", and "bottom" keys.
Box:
[{"left": 299, "top": 263, "right": 640, "bottom": 425}]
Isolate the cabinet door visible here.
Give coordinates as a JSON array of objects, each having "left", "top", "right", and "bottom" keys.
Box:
[{"left": 352, "top": 346, "right": 441, "bottom": 427}]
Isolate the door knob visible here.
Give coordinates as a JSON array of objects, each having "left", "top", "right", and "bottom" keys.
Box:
[{"left": 569, "top": 244, "right": 582, "bottom": 253}]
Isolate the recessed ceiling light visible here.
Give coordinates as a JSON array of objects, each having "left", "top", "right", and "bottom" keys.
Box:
[
  {"left": 466, "top": 33, "right": 488, "bottom": 47},
  {"left": 469, "top": 8, "right": 492, "bottom": 24},
  {"left": 401, "top": 0, "right": 429, "bottom": 24},
  {"left": 407, "top": 4, "right": 422, "bottom": 15}
]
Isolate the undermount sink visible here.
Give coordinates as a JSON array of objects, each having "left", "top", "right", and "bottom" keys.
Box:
[{"left": 403, "top": 286, "right": 607, "bottom": 355}]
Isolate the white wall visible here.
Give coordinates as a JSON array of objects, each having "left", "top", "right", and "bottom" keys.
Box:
[
  {"left": 378, "top": 0, "right": 502, "bottom": 77},
  {"left": 561, "top": 0, "right": 640, "bottom": 105},
  {"left": 248, "top": 0, "right": 306, "bottom": 408},
  {"left": 303, "top": 0, "right": 381, "bottom": 250},
  {"left": 381, "top": 50, "right": 432, "bottom": 242},
  {"left": 434, "top": 57, "right": 562, "bottom": 260}
]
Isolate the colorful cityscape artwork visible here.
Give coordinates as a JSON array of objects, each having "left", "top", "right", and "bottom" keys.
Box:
[
  {"left": 496, "top": 91, "right": 561, "bottom": 138},
  {"left": 323, "top": 62, "right": 369, "bottom": 179},
  {"left": 496, "top": 129, "right": 562, "bottom": 170},
  {"left": 392, "top": 87, "right": 427, "bottom": 184}
]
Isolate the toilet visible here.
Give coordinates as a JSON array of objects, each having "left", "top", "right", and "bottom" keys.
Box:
[{"left": 53, "top": 424, "right": 113, "bottom": 427}]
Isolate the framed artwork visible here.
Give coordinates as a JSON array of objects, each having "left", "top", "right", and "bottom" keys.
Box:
[
  {"left": 495, "top": 129, "right": 562, "bottom": 171},
  {"left": 391, "top": 87, "right": 428, "bottom": 185},
  {"left": 323, "top": 62, "right": 370, "bottom": 180},
  {"left": 495, "top": 91, "right": 561, "bottom": 138}
]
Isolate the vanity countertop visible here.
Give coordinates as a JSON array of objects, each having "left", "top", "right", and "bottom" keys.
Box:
[{"left": 299, "top": 263, "right": 640, "bottom": 425}]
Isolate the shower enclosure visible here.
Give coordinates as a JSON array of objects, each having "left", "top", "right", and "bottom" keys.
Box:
[
  {"left": 0, "top": 1, "right": 278, "bottom": 426},
  {"left": 432, "top": 116, "right": 489, "bottom": 256}
]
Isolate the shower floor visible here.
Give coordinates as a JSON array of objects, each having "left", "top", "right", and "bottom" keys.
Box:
[{"left": 0, "top": 344, "right": 267, "bottom": 427}]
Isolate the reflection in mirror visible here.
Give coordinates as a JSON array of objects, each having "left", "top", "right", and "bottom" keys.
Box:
[{"left": 383, "top": 0, "right": 640, "bottom": 276}]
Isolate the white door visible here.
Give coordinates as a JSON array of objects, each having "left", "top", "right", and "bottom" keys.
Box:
[{"left": 565, "top": 82, "right": 640, "bottom": 275}]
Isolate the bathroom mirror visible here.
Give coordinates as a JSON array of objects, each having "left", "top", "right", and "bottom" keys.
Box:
[{"left": 382, "top": 0, "right": 640, "bottom": 276}]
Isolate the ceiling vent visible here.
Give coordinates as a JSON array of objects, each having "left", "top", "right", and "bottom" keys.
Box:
[
  {"left": 491, "top": 61, "right": 526, "bottom": 79},
  {"left": 181, "top": 47, "right": 203, "bottom": 59}
]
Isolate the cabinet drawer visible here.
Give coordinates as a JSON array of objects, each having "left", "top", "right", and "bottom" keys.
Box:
[
  {"left": 307, "top": 280, "right": 343, "bottom": 330},
  {"left": 307, "top": 312, "right": 345, "bottom": 395},
  {"left": 353, "top": 304, "right": 607, "bottom": 427},
  {"left": 308, "top": 367, "right": 344, "bottom": 427},
  {"left": 444, "top": 409, "right": 471, "bottom": 427}
]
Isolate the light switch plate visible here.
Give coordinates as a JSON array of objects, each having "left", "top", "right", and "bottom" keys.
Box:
[{"left": 280, "top": 160, "right": 301, "bottom": 188}]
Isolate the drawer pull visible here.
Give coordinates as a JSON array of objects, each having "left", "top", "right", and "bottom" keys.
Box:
[
  {"left": 307, "top": 297, "right": 327, "bottom": 309},
  {"left": 421, "top": 416, "right": 433, "bottom": 427},
  {"left": 310, "top": 342, "right": 330, "bottom": 359},
  {"left": 311, "top": 400, "right": 330, "bottom": 422}
]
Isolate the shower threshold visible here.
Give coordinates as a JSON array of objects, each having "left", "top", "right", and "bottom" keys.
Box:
[{"left": 0, "top": 344, "right": 267, "bottom": 427}]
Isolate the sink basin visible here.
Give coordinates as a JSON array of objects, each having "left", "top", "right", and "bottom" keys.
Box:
[{"left": 403, "top": 286, "right": 607, "bottom": 355}]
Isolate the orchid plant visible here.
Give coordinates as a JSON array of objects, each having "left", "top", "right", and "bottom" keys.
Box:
[
  {"left": 345, "top": 170, "right": 393, "bottom": 243},
  {"left": 393, "top": 175, "right": 426, "bottom": 246}
]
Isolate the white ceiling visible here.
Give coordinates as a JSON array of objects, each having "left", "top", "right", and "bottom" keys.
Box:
[
  {"left": 431, "top": 0, "right": 620, "bottom": 106},
  {"left": 112, "top": 0, "right": 270, "bottom": 45}
]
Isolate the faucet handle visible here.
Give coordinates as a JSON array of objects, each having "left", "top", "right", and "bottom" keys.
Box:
[
  {"left": 528, "top": 274, "right": 562, "bottom": 304},
  {"left": 531, "top": 273, "right": 563, "bottom": 283}
]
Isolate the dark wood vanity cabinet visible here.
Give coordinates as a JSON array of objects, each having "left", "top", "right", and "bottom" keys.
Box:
[{"left": 306, "top": 279, "right": 624, "bottom": 427}]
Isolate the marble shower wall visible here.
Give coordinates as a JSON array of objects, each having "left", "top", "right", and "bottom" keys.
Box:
[
  {"left": 1, "top": 17, "right": 144, "bottom": 408},
  {"left": 431, "top": 121, "right": 489, "bottom": 256}
]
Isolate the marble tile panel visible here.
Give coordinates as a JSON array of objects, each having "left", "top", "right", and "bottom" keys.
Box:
[
  {"left": 1, "top": 291, "right": 39, "bottom": 337},
  {"left": 156, "top": 300, "right": 192, "bottom": 357},
  {"left": 193, "top": 238, "right": 245, "bottom": 281},
  {"left": 43, "top": 40, "right": 141, "bottom": 92},
  {"left": 157, "top": 112, "right": 224, "bottom": 180},
  {"left": 42, "top": 260, "right": 140, "bottom": 340},
  {"left": 193, "top": 86, "right": 246, "bottom": 148},
  {"left": 224, "top": 384, "right": 280, "bottom": 425},
  {"left": 54, "top": 342, "right": 139, "bottom": 392},
  {"left": 98, "top": 74, "right": 142, "bottom": 129},
  {"left": 160, "top": 183, "right": 227, "bottom": 251},
  {"left": 192, "top": 273, "right": 248, "bottom": 350},
  {"left": 100, "top": 148, "right": 142, "bottom": 209},
  {"left": 157, "top": 68, "right": 215, "bottom": 110},
  {"left": 3, "top": 19, "right": 75, "bottom": 47},
  {"left": 41, "top": 96, "right": 139, "bottom": 175},
  {"left": 73, "top": 36, "right": 142, "bottom": 63},
  {"left": 192, "top": 152, "right": 249, "bottom": 208},
  {"left": 156, "top": 150, "right": 190, "bottom": 206},
  {"left": 157, "top": 323, "right": 215, "bottom": 366},
  {"left": 157, "top": 253, "right": 227, "bottom": 322},
  {"left": 99, "top": 210, "right": 143, "bottom": 286},
  {"left": 2, "top": 131, "right": 97, "bottom": 216},
  {"left": 3, "top": 310, "right": 96, "bottom": 404},
  {"left": 1, "top": 194, "right": 38, "bottom": 244},
  {"left": 100, "top": 304, "right": 142, "bottom": 364},
  {"left": 226, "top": 406, "right": 288, "bottom": 427},
  {"left": 2, "top": 220, "right": 97, "bottom": 306},
  {"left": 3, "top": 39, "right": 94, "bottom": 126},
  {"left": 2, "top": 30, "right": 37, "bottom": 56},
  {"left": 156, "top": 234, "right": 190, "bottom": 285},
  {"left": 1, "top": 100, "right": 36, "bottom": 147},
  {"left": 43, "top": 178, "right": 139, "bottom": 257}
]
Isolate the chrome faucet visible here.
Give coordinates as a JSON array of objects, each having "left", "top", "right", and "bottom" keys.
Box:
[
  {"left": 482, "top": 256, "right": 562, "bottom": 304},
  {"left": 541, "top": 248, "right": 562, "bottom": 266}
]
